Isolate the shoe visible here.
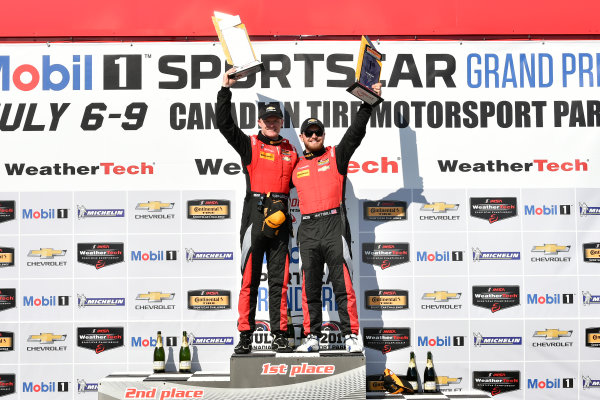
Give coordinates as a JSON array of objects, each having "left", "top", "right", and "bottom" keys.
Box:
[
  {"left": 345, "top": 334, "right": 363, "bottom": 353},
  {"left": 271, "top": 332, "right": 293, "bottom": 353},
  {"left": 296, "top": 334, "right": 320, "bottom": 352},
  {"left": 234, "top": 332, "right": 252, "bottom": 354}
]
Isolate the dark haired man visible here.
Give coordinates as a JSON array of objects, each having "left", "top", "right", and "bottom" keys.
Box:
[{"left": 293, "top": 83, "right": 382, "bottom": 352}]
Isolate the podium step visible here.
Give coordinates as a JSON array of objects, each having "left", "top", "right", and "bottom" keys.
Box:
[{"left": 99, "top": 352, "right": 366, "bottom": 400}]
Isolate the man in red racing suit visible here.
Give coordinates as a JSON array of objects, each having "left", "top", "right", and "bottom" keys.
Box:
[
  {"left": 216, "top": 68, "right": 298, "bottom": 353},
  {"left": 293, "top": 83, "right": 382, "bottom": 353}
]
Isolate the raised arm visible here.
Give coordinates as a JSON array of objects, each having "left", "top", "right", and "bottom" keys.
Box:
[{"left": 216, "top": 68, "right": 252, "bottom": 165}]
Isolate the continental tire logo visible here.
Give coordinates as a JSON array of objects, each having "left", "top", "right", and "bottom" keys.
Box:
[
  {"left": 364, "top": 290, "right": 408, "bottom": 310},
  {"left": 187, "top": 200, "right": 230, "bottom": 220},
  {"left": 187, "top": 290, "right": 231, "bottom": 310},
  {"left": 363, "top": 201, "right": 407, "bottom": 221}
]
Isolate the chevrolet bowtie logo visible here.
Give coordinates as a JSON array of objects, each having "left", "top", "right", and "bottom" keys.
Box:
[
  {"left": 436, "top": 376, "right": 462, "bottom": 386},
  {"left": 531, "top": 244, "right": 571, "bottom": 255},
  {"left": 28, "top": 248, "right": 66, "bottom": 259},
  {"left": 136, "top": 201, "right": 174, "bottom": 212},
  {"left": 136, "top": 292, "right": 175, "bottom": 302},
  {"left": 534, "top": 329, "right": 572, "bottom": 340},
  {"left": 421, "top": 202, "right": 459, "bottom": 213},
  {"left": 28, "top": 333, "right": 67, "bottom": 343},
  {"left": 422, "top": 291, "right": 461, "bottom": 302}
]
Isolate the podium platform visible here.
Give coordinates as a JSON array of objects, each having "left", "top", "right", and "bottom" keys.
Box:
[{"left": 99, "top": 351, "right": 365, "bottom": 400}]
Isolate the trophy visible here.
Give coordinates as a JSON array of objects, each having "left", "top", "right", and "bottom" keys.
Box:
[
  {"left": 212, "top": 11, "right": 264, "bottom": 80},
  {"left": 347, "top": 35, "right": 384, "bottom": 106}
]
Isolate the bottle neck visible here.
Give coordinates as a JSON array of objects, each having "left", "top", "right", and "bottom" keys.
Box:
[
  {"left": 409, "top": 359, "right": 416, "bottom": 368},
  {"left": 157, "top": 336, "right": 163, "bottom": 347},
  {"left": 182, "top": 336, "right": 189, "bottom": 347},
  {"left": 426, "top": 359, "right": 433, "bottom": 368}
]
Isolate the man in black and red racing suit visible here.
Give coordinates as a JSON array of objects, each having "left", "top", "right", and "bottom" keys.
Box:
[
  {"left": 216, "top": 68, "right": 298, "bottom": 353},
  {"left": 293, "top": 83, "right": 382, "bottom": 353}
]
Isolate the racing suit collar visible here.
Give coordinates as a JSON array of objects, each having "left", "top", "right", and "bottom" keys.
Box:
[
  {"left": 303, "top": 147, "right": 327, "bottom": 160},
  {"left": 257, "top": 131, "right": 283, "bottom": 145}
]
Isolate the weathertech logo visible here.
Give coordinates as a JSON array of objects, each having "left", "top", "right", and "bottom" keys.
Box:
[
  {"left": 78, "top": 243, "right": 124, "bottom": 269},
  {"left": 0, "top": 201, "right": 15, "bottom": 223},
  {"left": 473, "top": 371, "right": 520, "bottom": 396},
  {"left": 5, "top": 162, "right": 153, "bottom": 176},
  {"left": 470, "top": 197, "right": 517, "bottom": 223},
  {"left": 77, "top": 327, "right": 124, "bottom": 353},
  {"left": 438, "top": 159, "right": 587, "bottom": 172},
  {"left": 472, "top": 286, "right": 520, "bottom": 313},
  {"left": 362, "top": 243, "right": 410, "bottom": 269}
]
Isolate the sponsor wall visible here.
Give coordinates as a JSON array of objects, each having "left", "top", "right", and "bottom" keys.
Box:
[{"left": 0, "top": 40, "right": 599, "bottom": 399}]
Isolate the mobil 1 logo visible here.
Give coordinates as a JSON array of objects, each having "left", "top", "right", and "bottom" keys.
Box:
[{"left": 103, "top": 55, "right": 142, "bottom": 90}]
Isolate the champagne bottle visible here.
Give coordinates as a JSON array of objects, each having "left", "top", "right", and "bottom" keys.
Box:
[
  {"left": 179, "top": 331, "right": 191, "bottom": 373},
  {"left": 153, "top": 331, "right": 165, "bottom": 373},
  {"left": 406, "top": 351, "right": 419, "bottom": 391},
  {"left": 286, "top": 311, "right": 295, "bottom": 349},
  {"left": 423, "top": 351, "right": 437, "bottom": 393}
]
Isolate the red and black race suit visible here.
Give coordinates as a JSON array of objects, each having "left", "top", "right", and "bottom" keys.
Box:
[
  {"left": 292, "top": 102, "right": 373, "bottom": 336},
  {"left": 216, "top": 87, "right": 298, "bottom": 334}
]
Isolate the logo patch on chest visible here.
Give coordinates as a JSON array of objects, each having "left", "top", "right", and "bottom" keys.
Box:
[
  {"left": 317, "top": 158, "right": 330, "bottom": 166},
  {"left": 296, "top": 169, "right": 310, "bottom": 178},
  {"left": 318, "top": 165, "right": 330, "bottom": 172},
  {"left": 260, "top": 152, "right": 275, "bottom": 161}
]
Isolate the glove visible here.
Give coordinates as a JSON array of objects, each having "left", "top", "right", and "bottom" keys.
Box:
[
  {"left": 383, "top": 368, "right": 415, "bottom": 395},
  {"left": 262, "top": 193, "right": 286, "bottom": 238}
]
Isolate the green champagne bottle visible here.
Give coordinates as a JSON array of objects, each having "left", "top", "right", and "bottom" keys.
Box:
[
  {"left": 179, "top": 331, "right": 191, "bottom": 373},
  {"left": 406, "top": 351, "right": 419, "bottom": 391},
  {"left": 153, "top": 331, "right": 165, "bottom": 373},
  {"left": 423, "top": 351, "right": 437, "bottom": 393}
]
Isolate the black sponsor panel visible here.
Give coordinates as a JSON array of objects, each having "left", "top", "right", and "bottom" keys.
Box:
[
  {"left": 587, "top": 327, "right": 600, "bottom": 348},
  {"left": 0, "top": 375, "right": 15, "bottom": 397},
  {"left": 473, "top": 371, "right": 520, "bottom": 396},
  {"left": 188, "top": 290, "right": 231, "bottom": 310},
  {"left": 364, "top": 290, "right": 409, "bottom": 310},
  {"left": 363, "top": 201, "right": 407, "bottom": 221},
  {"left": 0, "top": 332, "right": 13, "bottom": 351},
  {"left": 187, "top": 200, "right": 230, "bottom": 220},
  {"left": 366, "top": 375, "right": 386, "bottom": 392},
  {"left": 0, "top": 288, "right": 16, "bottom": 312},
  {"left": 363, "top": 327, "right": 410, "bottom": 354},
  {"left": 583, "top": 243, "right": 600, "bottom": 262},
  {"left": 77, "top": 327, "right": 124, "bottom": 353},
  {"left": 472, "top": 286, "right": 520, "bottom": 313},
  {"left": 362, "top": 243, "right": 410, "bottom": 269},
  {"left": 0, "top": 248, "right": 14, "bottom": 267},
  {"left": 0, "top": 201, "right": 15, "bottom": 224},
  {"left": 165, "top": 337, "right": 178, "bottom": 347},
  {"left": 77, "top": 243, "right": 124, "bottom": 269},
  {"left": 470, "top": 197, "right": 517, "bottom": 224},
  {"left": 103, "top": 55, "right": 142, "bottom": 90}
]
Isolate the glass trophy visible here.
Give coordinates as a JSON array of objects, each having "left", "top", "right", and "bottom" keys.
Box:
[
  {"left": 212, "top": 11, "right": 264, "bottom": 79},
  {"left": 347, "top": 35, "right": 384, "bottom": 106}
]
